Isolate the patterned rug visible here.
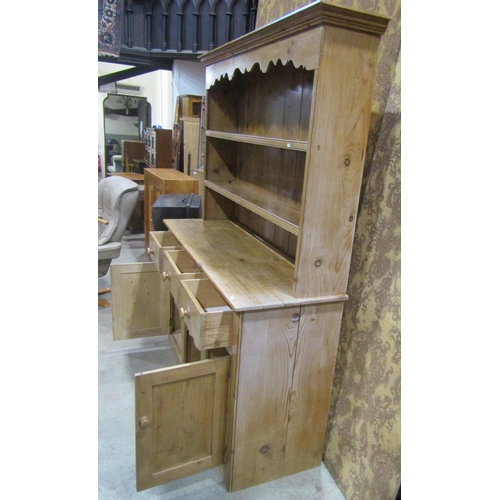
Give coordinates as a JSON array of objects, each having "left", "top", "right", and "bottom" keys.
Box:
[{"left": 98, "top": 0, "right": 123, "bottom": 57}]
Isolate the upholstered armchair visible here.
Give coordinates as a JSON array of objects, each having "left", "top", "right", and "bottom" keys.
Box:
[{"left": 98, "top": 176, "right": 139, "bottom": 306}]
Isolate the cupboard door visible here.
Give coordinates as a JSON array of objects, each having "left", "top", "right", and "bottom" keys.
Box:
[
  {"left": 135, "top": 356, "right": 230, "bottom": 491},
  {"left": 110, "top": 262, "right": 169, "bottom": 340}
]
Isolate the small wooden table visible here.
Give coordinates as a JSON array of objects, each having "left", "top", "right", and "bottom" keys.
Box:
[{"left": 133, "top": 159, "right": 147, "bottom": 174}]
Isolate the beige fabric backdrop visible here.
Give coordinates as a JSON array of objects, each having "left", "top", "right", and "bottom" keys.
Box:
[{"left": 256, "top": 2, "right": 401, "bottom": 499}]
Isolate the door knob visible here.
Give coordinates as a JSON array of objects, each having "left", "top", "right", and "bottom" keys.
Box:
[
  {"left": 139, "top": 416, "right": 150, "bottom": 429},
  {"left": 179, "top": 307, "right": 191, "bottom": 319}
]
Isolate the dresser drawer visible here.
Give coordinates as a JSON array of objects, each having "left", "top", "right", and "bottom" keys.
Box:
[
  {"left": 178, "top": 279, "right": 236, "bottom": 351},
  {"left": 162, "top": 250, "right": 204, "bottom": 301},
  {"left": 146, "top": 231, "right": 182, "bottom": 271}
]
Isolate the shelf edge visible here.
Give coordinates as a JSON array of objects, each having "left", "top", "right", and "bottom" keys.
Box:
[
  {"left": 205, "top": 180, "right": 300, "bottom": 235},
  {"left": 206, "top": 130, "right": 308, "bottom": 151}
]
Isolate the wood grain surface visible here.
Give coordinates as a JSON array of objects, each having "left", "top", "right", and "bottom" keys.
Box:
[{"left": 165, "top": 219, "right": 347, "bottom": 310}]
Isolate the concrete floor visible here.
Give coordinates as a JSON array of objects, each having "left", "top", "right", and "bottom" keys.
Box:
[{"left": 98, "top": 232, "right": 346, "bottom": 500}]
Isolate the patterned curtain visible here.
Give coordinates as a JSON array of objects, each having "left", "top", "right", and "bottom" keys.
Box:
[{"left": 325, "top": 49, "right": 401, "bottom": 500}]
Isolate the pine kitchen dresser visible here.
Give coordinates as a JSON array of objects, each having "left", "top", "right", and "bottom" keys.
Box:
[{"left": 110, "top": 1, "right": 389, "bottom": 493}]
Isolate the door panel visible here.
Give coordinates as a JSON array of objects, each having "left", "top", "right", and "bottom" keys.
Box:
[
  {"left": 284, "top": 302, "right": 344, "bottom": 475},
  {"left": 228, "top": 307, "right": 300, "bottom": 492},
  {"left": 135, "top": 356, "right": 230, "bottom": 491},
  {"left": 111, "top": 262, "right": 169, "bottom": 340}
]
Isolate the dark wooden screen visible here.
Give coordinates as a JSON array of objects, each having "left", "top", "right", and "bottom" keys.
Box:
[{"left": 119, "top": 0, "right": 258, "bottom": 63}]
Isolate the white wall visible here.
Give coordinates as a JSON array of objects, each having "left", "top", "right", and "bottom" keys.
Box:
[
  {"left": 172, "top": 60, "right": 206, "bottom": 114},
  {"left": 130, "top": 70, "right": 172, "bottom": 128}
]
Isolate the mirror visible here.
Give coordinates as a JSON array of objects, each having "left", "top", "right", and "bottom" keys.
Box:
[{"left": 103, "top": 94, "right": 151, "bottom": 171}]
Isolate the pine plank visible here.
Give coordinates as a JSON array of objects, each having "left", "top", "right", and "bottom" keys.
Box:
[
  {"left": 165, "top": 219, "right": 347, "bottom": 311},
  {"left": 284, "top": 302, "right": 344, "bottom": 475},
  {"left": 135, "top": 356, "right": 229, "bottom": 491},
  {"left": 205, "top": 130, "right": 307, "bottom": 151},
  {"left": 228, "top": 308, "right": 300, "bottom": 491},
  {"left": 178, "top": 278, "right": 236, "bottom": 350},
  {"left": 293, "top": 27, "right": 382, "bottom": 297},
  {"left": 204, "top": 180, "right": 300, "bottom": 234},
  {"left": 110, "top": 262, "right": 169, "bottom": 340}
]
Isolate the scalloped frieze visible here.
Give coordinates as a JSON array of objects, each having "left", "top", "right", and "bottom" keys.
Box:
[{"left": 205, "top": 27, "right": 321, "bottom": 88}]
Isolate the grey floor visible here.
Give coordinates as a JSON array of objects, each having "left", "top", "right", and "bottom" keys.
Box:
[{"left": 98, "top": 232, "right": 346, "bottom": 500}]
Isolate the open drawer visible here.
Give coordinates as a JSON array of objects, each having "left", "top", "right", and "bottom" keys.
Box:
[
  {"left": 178, "top": 278, "right": 236, "bottom": 351},
  {"left": 162, "top": 249, "right": 205, "bottom": 302},
  {"left": 146, "top": 231, "right": 182, "bottom": 271}
]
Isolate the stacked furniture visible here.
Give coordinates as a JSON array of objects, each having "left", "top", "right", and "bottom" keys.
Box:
[
  {"left": 144, "top": 127, "right": 173, "bottom": 168},
  {"left": 111, "top": 1, "right": 389, "bottom": 493}
]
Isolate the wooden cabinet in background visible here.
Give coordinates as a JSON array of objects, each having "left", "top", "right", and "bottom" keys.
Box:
[
  {"left": 181, "top": 117, "right": 200, "bottom": 175},
  {"left": 121, "top": 140, "right": 145, "bottom": 173},
  {"left": 172, "top": 118, "right": 201, "bottom": 173},
  {"left": 173, "top": 95, "right": 202, "bottom": 173},
  {"left": 111, "top": 2, "right": 389, "bottom": 495},
  {"left": 174, "top": 94, "right": 202, "bottom": 122},
  {"left": 143, "top": 168, "right": 199, "bottom": 250},
  {"left": 190, "top": 97, "right": 206, "bottom": 207},
  {"left": 145, "top": 128, "right": 173, "bottom": 168},
  {"left": 197, "top": 97, "right": 206, "bottom": 172}
]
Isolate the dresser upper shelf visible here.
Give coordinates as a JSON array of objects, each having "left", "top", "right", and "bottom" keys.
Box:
[
  {"left": 200, "top": 1, "right": 390, "bottom": 89},
  {"left": 205, "top": 130, "right": 308, "bottom": 152},
  {"left": 200, "top": 0, "right": 390, "bottom": 299},
  {"left": 204, "top": 180, "right": 300, "bottom": 234},
  {"left": 164, "top": 219, "right": 347, "bottom": 311}
]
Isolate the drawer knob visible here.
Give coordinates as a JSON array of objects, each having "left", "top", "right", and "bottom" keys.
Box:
[
  {"left": 146, "top": 247, "right": 154, "bottom": 256},
  {"left": 139, "top": 417, "right": 150, "bottom": 429},
  {"left": 162, "top": 271, "right": 171, "bottom": 281},
  {"left": 179, "top": 307, "right": 191, "bottom": 319}
]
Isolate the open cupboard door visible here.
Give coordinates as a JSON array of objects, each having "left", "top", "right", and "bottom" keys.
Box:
[
  {"left": 110, "top": 262, "right": 169, "bottom": 340},
  {"left": 135, "top": 355, "right": 230, "bottom": 492}
]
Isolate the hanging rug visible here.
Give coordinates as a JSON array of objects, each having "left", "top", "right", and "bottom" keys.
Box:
[{"left": 98, "top": 0, "right": 123, "bottom": 58}]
